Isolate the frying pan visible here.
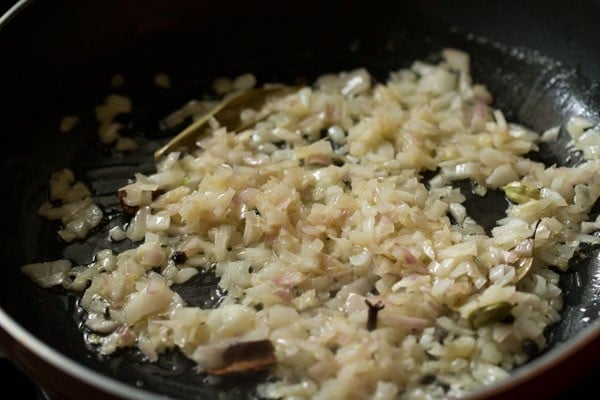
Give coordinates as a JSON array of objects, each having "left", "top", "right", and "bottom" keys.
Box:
[{"left": 1, "top": 0, "right": 600, "bottom": 399}]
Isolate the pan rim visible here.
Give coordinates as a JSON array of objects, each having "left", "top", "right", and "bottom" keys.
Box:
[
  {"left": 1, "top": 305, "right": 600, "bottom": 399},
  {"left": 0, "top": 0, "right": 31, "bottom": 29},
  {"left": 0, "top": 308, "right": 169, "bottom": 400},
  {"left": 467, "top": 317, "right": 600, "bottom": 399}
]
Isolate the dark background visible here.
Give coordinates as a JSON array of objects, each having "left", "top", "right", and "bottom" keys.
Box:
[
  {"left": 1, "top": 4, "right": 41, "bottom": 383},
  {"left": 0, "top": 0, "right": 37, "bottom": 393}
]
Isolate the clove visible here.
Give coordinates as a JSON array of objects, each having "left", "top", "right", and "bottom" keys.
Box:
[{"left": 365, "top": 299, "right": 385, "bottom": 331}]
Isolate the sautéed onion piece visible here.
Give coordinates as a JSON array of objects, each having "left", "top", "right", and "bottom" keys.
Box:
[{"left": 22, "top": 49, "right": 600, "bottom": 399}]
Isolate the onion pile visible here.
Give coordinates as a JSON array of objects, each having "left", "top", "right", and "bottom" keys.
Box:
[{"left": 23, "top": 48, "right": 600, "bottom": 400}]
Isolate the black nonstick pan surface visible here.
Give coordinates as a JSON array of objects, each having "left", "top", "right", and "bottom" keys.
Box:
[{"left": 1, "top": 1, "right": 600, "bottom": 399}]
